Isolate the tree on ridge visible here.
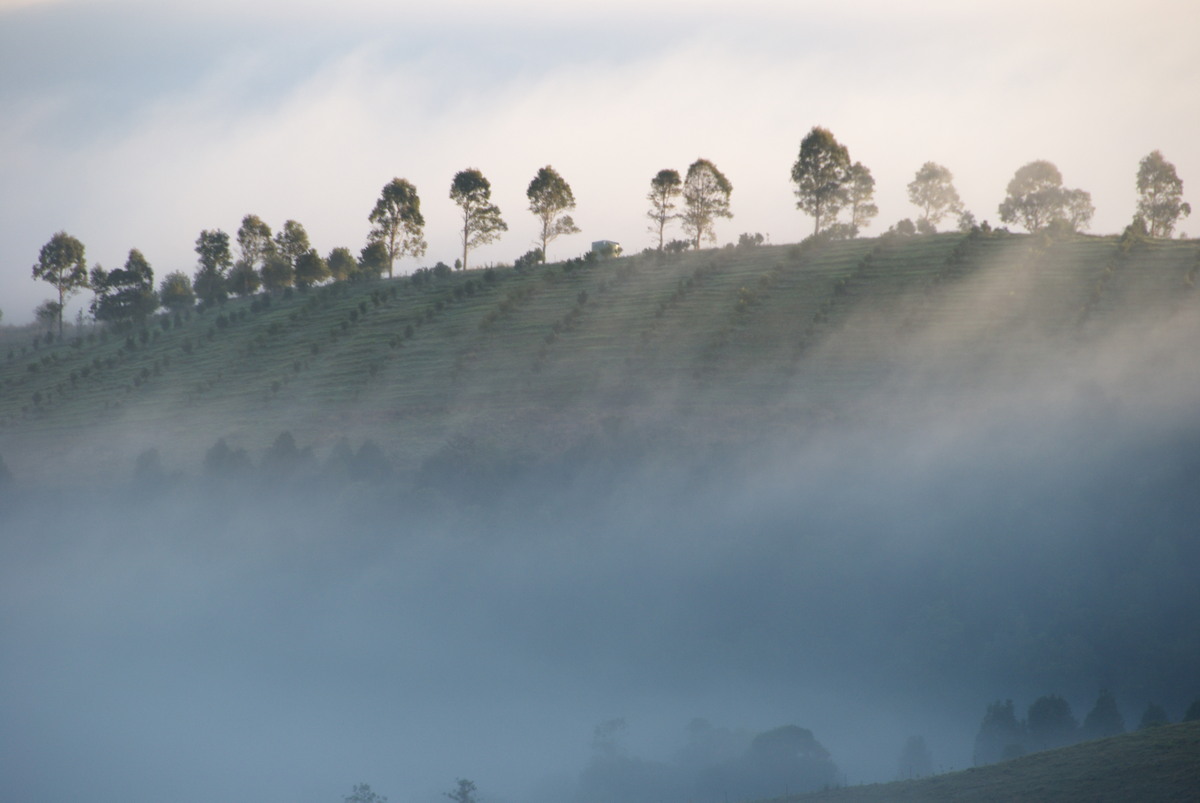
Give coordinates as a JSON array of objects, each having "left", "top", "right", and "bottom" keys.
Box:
[
  {"left": 526, "top": 165, "right": 580, "bottom": 263},
  {"left": 998, "top": 160, "right": 1093, "bottom": 233},
  {"left": 31, "top": 231, "right": 88, "bottom": 337},
  {"left": 451, "top": 168, "right": 507, "bottom": 271},
  {"left": 792, "top": 126, "right": 851, "bottom": 236},
  {"left": 647, "top": 168, "right": 683, "bottom": 251},
  {"left": 1136, "top": 150, "right": 1191, "bottom": 237},
  {"left": 907, "top": 161, "right": 964, "bottom": 232},
  {"left": 368, "top": 178, "right": 427, "bottom": 278},
  {"left": 680, "top": 158, "right": 733, "bottom": 250}
]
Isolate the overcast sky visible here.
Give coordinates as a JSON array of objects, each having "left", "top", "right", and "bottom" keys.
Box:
[{"left": 2, "top": 0, "right": 1196, "bottom": 325}]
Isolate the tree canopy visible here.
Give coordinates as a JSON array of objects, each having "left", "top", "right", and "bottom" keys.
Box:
[
  {"left": 31, "top": 231, "right": 88, "bottom": 336},
  {"left": 680, "top": 158, "right": 733, "bottom": 249},
  {"left": 90, "top": 248, "right": 157, "bottom": 327},
  {"left": 1082, "top": 688, "right": 1126, "bottom": 741},
  {"left": 846, "top": 161, "right": 878, "bottom": 234},
  {"left": 647, "top": 168, "right": 683, "bottom": 251},
  {"left": 1136, "top": 150, "right": 1191, "bottom": 237},
  {"left": 998, "top": 160, "right": 1094, "bottom": 233},
  {"left": 236, "top": 214, "right": 273, "bottom": 271},
  {"left": 451, "top": 168, "right": 507, "bottom": 271},
  {"left": 327, "top": 246, "right": 358, "bottom": 282},
  {"left": 159, "top": 270, "right": 195, "bottom": 312},
  {"left": 973, "top": 699, "right": 1024, "bottom": 765},
  {"left": 792, "top": 126, "right": 851, "bottom": 236},
  {"left": 192, "top": 229, "right": 233, "bottom": 305},
  {"left": 294, "top": 249, "right": 330, "bottom": 289},
  {"left": 369, "top": 178, "right": 427, "bottom": 277},
  {"left": 908, "top": 161, "right": 964, "bottom": 231},
  {"left": 527, "top": 165, "right": 580, "bottom": 262}
]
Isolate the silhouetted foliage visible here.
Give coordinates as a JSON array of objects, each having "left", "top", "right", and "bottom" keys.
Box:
[
  {"left": 513, "top": 247, "right": 543, "bottom": 271},
  {"left": 1136, "top": 150, "right": 1191, "bottom": 237},
  {"left": 451, "top": 168, "right": 507, "bottom": 271},
  {"left": 681, "top": 158, "right": 733, "bottom": 250},
  {"left": 369, "top": 179, "right": 427, "bottom": 278},
  {"left": 343, "top": 783, "right": 387, "bottom": 803},
  {"left": 526, "top": 165, "right": 580, "bottom": 263},
  {"left": 647, "top": 168, "right": 683, "bottom": 251},
  {"left": 159, "top": 270, "right": 195, "bottom": 312},
  {"left": 1138, "top": 703, "right": 1170, "bottom": 729},
  {"left": 1027, "top": 694, "right": 1079, "bottom": 751},
  {"left": 974, "top": 700, "right": 1025, "bottom": 765},
  {"left": 793, "top": 126, "right": 851, "bottom": 236},
  {"left": 896, "top": 734, "right": 933, "bottom": 780},
  {"left": 443, "top": 779, "right": 478, "bottom": 803},
  {"left": 91, "top": 248, "right": 158, "bottom": 328},
  {"left": 31, "top": 231, "right": 88, "bottom": 337},
  {"left": 1082, "top": 688, "right": 1126, "bottom": 741},
  {"left": 998, "top": 160, "right": 1094, "bottom": 233},
  {"left": 203, "top": 438, "right": 252, "bottom": 477}
]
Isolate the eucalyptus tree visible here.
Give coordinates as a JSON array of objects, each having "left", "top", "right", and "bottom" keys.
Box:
[
  {"left": 90, "top": 248, "right": 158, "bottom": 327},
  {"left": 998, "top": 160, "right": 1093, "bottom": 233},
  {"left": 237, "top": 214, "right": 274, "bottom": 269},
  {"left": 680, "top": 159, "right": 733, "bottom": 249},
  {"left": 192, "top": 229, "right": 232, "bottom": 305},
  {"left": 1136, "top": 150, "right": 1191, "bottom": 237},
  {"left": 846, "top": 161, "right": 879, "bottom": 234},
  {"left": 358, "top": 241, "right": 389, "bottom": 280},
  {"left": 274, "top": 220, "right": 311, "bottom": 267},
  {"left": 31, "top": 230, "right": 88, "bottom": 336},
  {"left": 294, "top": 249, "right": 330, "bottom": 289},
  {"left": 327, "top": 247, "right": 358, "bottom": 282},
  {"left": 450, "top": 168, "right": 507, "bottom": 271},
  {"left": 368, "top": 178, "right": 427, "bottom": 277},
  {"left": 526, "top": 165, "right": 580, "bottom": 263},
  {"left": 647, "top": 168, "right": 683, "bottom": 251},
  {"left": 230, "top": 214, "right": 272, "bottom": 295},
  {"left": 159, "top": 270, "right": 195, "bottom": 312},
  {"left": 260, "top": 252, "right": 294, "bottom": 292},
  {"left": 792, "top": 126, "right": 851, "bottom": 236},
  {"left": 907, "top": 162, "right": 964, "bottom": 231}
]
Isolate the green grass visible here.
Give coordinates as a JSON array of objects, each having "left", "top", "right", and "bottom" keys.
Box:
[
  {"left": 2, "top": 232, "right": 1199, "bottom": 482},
  {"left": 772, "top": 720, "right": 1200, "bottom": 803}
]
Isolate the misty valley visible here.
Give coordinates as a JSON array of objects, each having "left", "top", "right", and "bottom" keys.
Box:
[{"left": 3, "top": 233, "right": 1200, "bottom": 802}]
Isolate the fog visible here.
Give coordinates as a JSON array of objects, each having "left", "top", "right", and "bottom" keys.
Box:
[{"left": 3, "top": 255, "right": 1200, "bottom": 803}]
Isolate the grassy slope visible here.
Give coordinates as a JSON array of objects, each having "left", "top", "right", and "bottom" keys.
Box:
[
  {"left": 2, "top": 232, "right": 1198, "bottom": 481},
  {"left": 774, "top": 720, "right": 1200, "bottom": 803}
]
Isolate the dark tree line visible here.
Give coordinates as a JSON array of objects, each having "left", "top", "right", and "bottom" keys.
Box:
[{"left": 973, "top": 689, "right": 1197, "bottom": 765}]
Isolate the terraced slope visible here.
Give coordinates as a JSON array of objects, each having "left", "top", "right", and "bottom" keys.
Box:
[{"left": 2, "top": 231, "right": 1198, "bottom": 482}]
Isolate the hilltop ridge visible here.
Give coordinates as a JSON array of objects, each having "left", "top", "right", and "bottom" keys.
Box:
[{"left": 2, "top": 230, "right": 1199, "bottom": 484}]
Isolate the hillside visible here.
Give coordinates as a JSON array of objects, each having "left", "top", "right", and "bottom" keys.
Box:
[
  {"left": 2, "top": 229, "right": 1199, "bottom": 484},
  {"left": 777, "top": 720, "right": 1200, "bottom": 802}
]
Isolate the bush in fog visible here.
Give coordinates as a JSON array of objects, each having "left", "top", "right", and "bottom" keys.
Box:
[
  {"left": 444, "top": 779, "right": 478, "bottom": 803},
  {"left": 1026, "top": 694, "right": 1079, "bottom": 751},
  {"left": 343, "top": 783, "right": 386, "bottom": 803},
  {"left": 1081, "top": 689, "right": 1125, "bottom": 740},
  {"left": 973, "top": 700, "right": 1025, "bottom": 765},
  {"left": 203, "top": 437, "right": 252, "bottom": 477},
  {"left": 1138, "top": 702, "right": 1170, "bottom": 729},
  {"left": 895, "top": 734, "right": 934, "bottom": 780}
]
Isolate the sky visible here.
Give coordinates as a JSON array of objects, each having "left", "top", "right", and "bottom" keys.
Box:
[{"left": 1, "top": 0, "right": 1197, "bottom": 325}]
